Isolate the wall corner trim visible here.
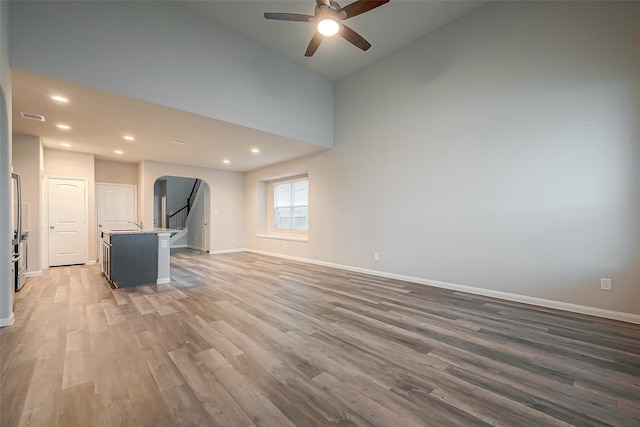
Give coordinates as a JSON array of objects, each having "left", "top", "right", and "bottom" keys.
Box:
[
  {"left": 244, "top": 249, "right": 640, "bottom": 325},
  {"left": 25, "top": 270, "right": 43, "bottom": 277},
  {"left": 0, "top": 312, "right": 15, "bottom": 328}
]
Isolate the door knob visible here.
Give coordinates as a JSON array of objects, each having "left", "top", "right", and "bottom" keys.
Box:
[{"left": 50, "top": 226, "right": 55, "bottom": 229}]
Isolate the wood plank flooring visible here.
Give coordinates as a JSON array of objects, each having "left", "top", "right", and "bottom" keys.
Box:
[{"left": 1, "top": 249, "right": 639, "bottom": 426}]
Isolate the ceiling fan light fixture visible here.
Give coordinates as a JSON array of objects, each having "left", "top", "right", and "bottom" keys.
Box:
[
  {"left": 317, "top": 18, "right": 340, "bottom": 36},
  {"left": 264, "top": 0, "right": 389, "bottom": 56}
]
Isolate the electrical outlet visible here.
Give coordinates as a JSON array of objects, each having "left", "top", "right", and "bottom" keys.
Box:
[
  {"left": 161, "top": 240, "right": 167, "bottom": 248},
  {"left": 231, "top": 238, "right": 235, "bottom": 243},
  {"left": 374, "top": 252, "right": 380, "bottom": 260},
  {"left": 600, "top": 278, "right": 612, "bottom": 291}
]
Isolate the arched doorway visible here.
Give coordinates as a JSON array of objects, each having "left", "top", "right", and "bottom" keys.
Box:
[{"left": 153, "top": 176, "right": 210, "bottom": 252}]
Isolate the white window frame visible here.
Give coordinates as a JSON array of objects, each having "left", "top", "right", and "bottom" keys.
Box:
[
  {"left": 265, "top": 175, "right": 309, "bottom": 241},
  {"left": 273, "top": 178, "right": 308, "bottom": 232}
]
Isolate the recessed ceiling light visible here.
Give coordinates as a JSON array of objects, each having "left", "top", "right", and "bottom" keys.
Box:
[
  {"left": 56, "top": 124, "right": 71, "bottom": 130},
  {"left": 123, "top": 135, "right": 135, "bottom": 141},
  {"left": 51, "top": 95, "right": 69, "bottom": 103},
  {"left": 223, "top": 159, "right": 230, "bottom": 164},
  {"left": 173, "top": 140, "right": 187, "bottom": 145},
  {"left": 251, "top": 148, "right": 260, "bottom": 153},
  {"left": 61, "top": 143, "right": 71, "bottom": 147},
  {"left": 114, "top": 150, "right": 124, "bottom": 155}
]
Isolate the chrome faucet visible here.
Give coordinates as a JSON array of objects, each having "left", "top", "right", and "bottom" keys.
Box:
[{"left": 128, "top": 220, "right": 143, "bottom": 230}]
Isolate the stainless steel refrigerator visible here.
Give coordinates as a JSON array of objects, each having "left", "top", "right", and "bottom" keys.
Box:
[{"left": 11, "top": 173, "right": 27, "bottom": 292}]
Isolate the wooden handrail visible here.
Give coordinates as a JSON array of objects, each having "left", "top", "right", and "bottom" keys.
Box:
[{"left": 168, "top": 204, "right": 188, "bottom": 219}]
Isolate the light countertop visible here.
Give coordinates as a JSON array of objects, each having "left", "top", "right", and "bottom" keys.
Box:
[{"left": 103, "top": 228, "right": 181, "bottom": 235}]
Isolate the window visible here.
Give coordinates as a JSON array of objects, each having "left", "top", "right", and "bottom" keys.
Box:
[
  {"left": 256, "top": 174, "right": 309, "bottom": 242},
  {"left": 274, "top": 178, "right": 308, "bottom": 231}
]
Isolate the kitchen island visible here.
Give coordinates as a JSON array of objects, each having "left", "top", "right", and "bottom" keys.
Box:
[{"left": 100, "top": 229, "right": 174, "bottom": 288}]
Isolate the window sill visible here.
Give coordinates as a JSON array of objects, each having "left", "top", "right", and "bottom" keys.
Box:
[{"left": 257, "top": 234, "right": 309, "bottom": 243}]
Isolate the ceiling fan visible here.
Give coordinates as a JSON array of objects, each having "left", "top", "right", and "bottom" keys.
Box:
[{"left": 264, "top": 0, "right": 389, "bottom": 57}]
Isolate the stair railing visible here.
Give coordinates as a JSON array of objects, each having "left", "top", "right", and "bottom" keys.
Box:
[{"left": 167, "top": 179, "right": 202, "bottom": 230}]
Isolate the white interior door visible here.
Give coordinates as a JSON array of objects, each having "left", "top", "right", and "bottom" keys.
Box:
[
  {"left": 48, "top": 178, "right": 88, "bottom": 267},
  {"left": 97, "top": 183, "right": 136, "bottom": 236}
]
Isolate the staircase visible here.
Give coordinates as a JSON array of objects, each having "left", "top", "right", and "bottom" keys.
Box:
[{"left": 168, "top": 179, "right": 203, "bottom": 247}]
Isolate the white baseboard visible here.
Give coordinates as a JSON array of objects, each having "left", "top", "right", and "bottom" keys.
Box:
[
  {"left": 245, "top": 249, "right": 640, "bottom": 325},
  {"left": 85, "top": 260, "right": 96, "bottom": 265},
  {"left": 208, "top": 248, "right": 247, "bottom": 255},
  {"left": 156, "top": 277, "right": 170, "bottom": 284},
  {"left": 25, "top": 270, "right": 42, "bottom": 277},
  {"left": 173, "top": 245, "right": 208, "bottom": 251},
  {"left": 0, "top": 312, "right": 15, "bottom": 328}
]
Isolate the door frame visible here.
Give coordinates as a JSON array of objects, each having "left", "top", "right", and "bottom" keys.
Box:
[
  {"left": 45, "top": 176, "right": 89, "bottom": 268},
  {"left": 204, "top": 187, "right": 210, "bottom": 252}
]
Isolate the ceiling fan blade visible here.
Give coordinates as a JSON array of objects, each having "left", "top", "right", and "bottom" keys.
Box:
[
  {"left": 341, "top": 0, "right": 389, "bottom": 20},
  {"left": 339, "top": 25, "right": 371, "bottom": 51},
  {"left": 264, "top": 13, "right": 314, "bottom": 22},
  {"left": 316, "top": 0, "right": 330, "bottom": 7},
  {"left": 305, "top": 32, "right": 323, "bottom": 57}
]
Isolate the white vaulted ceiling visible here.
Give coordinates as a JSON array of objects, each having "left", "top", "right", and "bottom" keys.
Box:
[
  {"left": 179, "top": 1, "right": 485, "bottom": 81},
  {"left": 11, "top": 1, "right": 485, "bottom": 171}
]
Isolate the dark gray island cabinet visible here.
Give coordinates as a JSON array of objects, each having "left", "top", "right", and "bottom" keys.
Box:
[{"left": 101, "top": 230, "right": 172, "bottom": 288}]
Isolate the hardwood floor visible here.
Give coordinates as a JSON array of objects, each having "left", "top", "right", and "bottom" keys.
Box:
[{"left": 1, "top": 249, "right": 639, "bottom": 426}]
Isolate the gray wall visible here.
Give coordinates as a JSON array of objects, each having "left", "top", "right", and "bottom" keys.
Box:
[
  {"left": 95, "top": 159, "right": 138, "bottom": 185},
  {"left": 0, "top": 0, "right": 12, "bottom": 326},
  {"left": 12, "top": 134, "right": 43, "bottom": 274},
  {"left": 9, "top": 0, "right": 333, "bottom": 148},
  {"left": 246, "top": 2, "right": 640, "bottom": 315},
  {"left": 187, "top": 185, "right": 207, "bottom": 251},
  {"left": 163, "top": 176, "right": 197, "bottom": 216}
]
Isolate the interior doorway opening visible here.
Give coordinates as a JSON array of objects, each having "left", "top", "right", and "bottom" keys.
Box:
[{"left": 153, "top": 176, "right": 210, "bottom": 252}]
